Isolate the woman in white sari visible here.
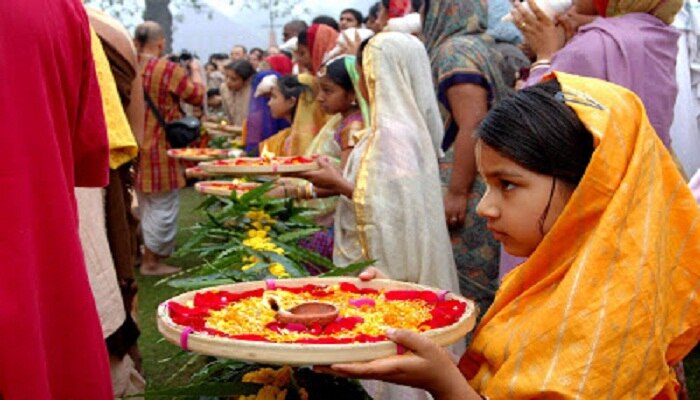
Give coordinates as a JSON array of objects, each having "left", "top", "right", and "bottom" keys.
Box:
[
  {"left": 301, "top": 32, "right": 459, "bottom": 399},
  {"left": 303, "top": 31, "right": 457, "bottom": 291}
]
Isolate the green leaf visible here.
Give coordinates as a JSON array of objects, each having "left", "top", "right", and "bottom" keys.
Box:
[
  {"left": 167, "top": 273, "right": 238, "bottom": 290},
  {"left": 320, "top": 260, "right": 377, "bottom": 277},
  {"left": 196, "top": 194, "right": 220, "bottom": 210},
  {"left": 276, "top": 227, "right": 320, "bottom": 243},
  {"left": 281, "top": 243, "right": 336, "bottom": 270},
  {"left": 238, "top": 180, "right": 275, "bottom": 203},
  {"left": 173, "top": 228, "right": 209, "bottom": 258}
]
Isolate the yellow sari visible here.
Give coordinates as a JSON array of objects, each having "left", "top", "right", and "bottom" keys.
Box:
[
  {"left": 90, "top": 26, "right": 138, "bottom": 169},
  {"left": 461, "top": 72, "right": 700, "bottom": 399}
]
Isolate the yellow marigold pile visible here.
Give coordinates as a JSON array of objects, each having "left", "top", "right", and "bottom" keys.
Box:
[
  {"left": 240, "top": 211, "right": 289, "bottom": 278},
  {"left": 240, "top": 366, "right": 309, "bottom": 400}
]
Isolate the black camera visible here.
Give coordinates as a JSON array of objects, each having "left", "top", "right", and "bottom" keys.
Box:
[{"left": 168, "top": 50, "right": 196, "bottom": 65}]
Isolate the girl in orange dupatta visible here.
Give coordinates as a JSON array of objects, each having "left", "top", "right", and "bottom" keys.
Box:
[{"left": 326, "top": 72, "right": 700, "bottom": 399}]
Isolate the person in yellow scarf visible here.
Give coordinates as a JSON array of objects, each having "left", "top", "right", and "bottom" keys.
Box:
[{"left": 327, "top": 72, "right": 700, "bottom": 399}]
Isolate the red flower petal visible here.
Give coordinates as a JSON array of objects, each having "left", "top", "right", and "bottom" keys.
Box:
[{"left": 385, "top": 290, "right": 438, "bottom": 303}]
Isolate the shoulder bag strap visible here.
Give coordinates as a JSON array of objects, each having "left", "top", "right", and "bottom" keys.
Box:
[{"left": 143, "top": 90, "right": 168, "bottom": 129}]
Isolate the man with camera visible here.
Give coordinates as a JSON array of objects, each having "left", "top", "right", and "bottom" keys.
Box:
[{"left": 133, "top": 21, "right": 204, "bottom": 275}]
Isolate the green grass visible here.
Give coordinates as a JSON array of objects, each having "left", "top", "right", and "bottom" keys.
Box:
[
  {"left": 136, "top": 189, "right": 700, "bottom": 397},
  {"left": 136, "top": 188, "right": 208, "bottom": 389},
  {"left": 687, "top": 347, "right": 700, "bottom": 399}
]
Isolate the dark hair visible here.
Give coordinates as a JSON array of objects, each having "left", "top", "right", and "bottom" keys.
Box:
[
  {"left": 210, "top": 53, "right": 228, "bottom": 62},
  {"left": 207, "top": 88, "right": 221, "bottom": 97},
  {"left": 277, "top": 75, "right": 309, "bottom": 100},
  {"left": 284, "top": 19, "right": 308, "bottom": 34},
  {"left": 356, "top": 37, "right": 373, "bottom": 68},
  {"left": 381, "top": 0, "right": 390, "bottom": 9},
  {"left": 367, "top": 2, "right": 380, "bottom": 20},
  {"left": 298, "top": 30, "right": 308, "bottom": 46},
  {"left": 250, "top": 47, "right": 264, "bottom": 57},
  {"left": 477, "top": 79, "right": 595, "bottom": 232},
  {"left": 341, "top": 8, "right": 363, "bottom": 25},
  {"left": 224, "top": 60, "right": 256, "bottom": 81},
  {"left": 411, "top": 0, "right": 423, "bottom": 12},
  {"left": 312, "top": 15, "right": 340, "bottom": 31},
  {"left": 277, "top": 75, "right": 310, "bottom": 120},
  {"left": 232, "top": 44, "right": 247, "bottom": 54},
  {"left": 322, "top": 57, "right": 353, "bottom": 92}
]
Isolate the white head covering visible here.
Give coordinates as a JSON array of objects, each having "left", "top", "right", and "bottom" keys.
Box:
[
  {"left": 335, "top": 32, "right": 457, "bottom": 290},
  {"left": 254, "top": 74, "right": 278, "bottom": 97},
  {"left": 384, "top": 12, "right": 422, "bottom": 34},
  {"left": 334, "top": 32, "right": 460, "bottom": 400}
]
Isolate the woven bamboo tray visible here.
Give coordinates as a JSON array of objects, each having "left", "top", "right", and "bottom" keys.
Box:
[
  {"left": 199, "top": 157, "right": 319, "bottom": 175},
  {"left": 157, "top": 277, "right": 476, "bottom": 366},
  {"left": 203, "top": 121, "right": 242, "bottom": 137},
  {"left": 194, "top": 181, "right": 259, "bottom": 197},
  {"left": 166, "top": 148, "right": 229, "bottom": 162}
]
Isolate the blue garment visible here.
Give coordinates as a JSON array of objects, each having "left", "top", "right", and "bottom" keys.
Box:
[
  {"left": 487, "top": 0, "right": 523, "bottom": 44},
  {"left": 245, "top": 71, "right": 291, "bottom": 154}
]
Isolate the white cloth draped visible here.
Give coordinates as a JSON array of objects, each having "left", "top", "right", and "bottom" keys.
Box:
[
  {"left": 75, "top": 188, "right": 126, "bottom": 339},
  {"left": 671, "top": 0, "right": 700, "bottom": 174},
  {"left": 136, "top": 189, "right": 180, "bottom": 256},
  {"left": 333, "top": 32, "right": 461, "bottom": 400}
]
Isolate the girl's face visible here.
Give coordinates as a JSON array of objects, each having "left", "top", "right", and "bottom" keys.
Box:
[
  {"left": 340, "top": 12, "right": 360, "bottom": 30},
  {"left": 268, "top": 86, "right": 296, "bottom": 120},
  {"left": 573, "top": 0, "right": 599, "bottom": 16},
  {"left": 475, "top": 141, "right": 574, "bottom": 257},
  {"left": 366, "top": 16, "right": 381, "bottom": 33},
  {"left": 225, "top": 69, "right": 245, "bottom": 91},
  {"left": 294, "top": 44, "right": 312, "bottom": 71},
  {"left": 317, "top": 75, "right": 355, "bottom": 115}
]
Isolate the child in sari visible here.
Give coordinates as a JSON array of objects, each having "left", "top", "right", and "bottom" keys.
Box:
[
  {"left": 326, "top": 72, "right": 700, "bottom": 399},
  {"left": 220, "top": 59, "right": 255, "bottom": 127}
]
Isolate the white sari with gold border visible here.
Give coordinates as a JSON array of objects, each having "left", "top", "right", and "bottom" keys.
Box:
[
  {"left": 335, "top": 32, "right": 458, "bottom": 291},
  {"left": 334, "top": 31, "right": 461, "bottom": 400}
]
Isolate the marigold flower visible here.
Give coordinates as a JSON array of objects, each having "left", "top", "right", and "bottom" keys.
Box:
[{"left": 269, "top": 263, "right": 290, "bottom": 278}]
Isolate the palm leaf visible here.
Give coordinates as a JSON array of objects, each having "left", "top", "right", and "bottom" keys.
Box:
[
  {"left": 320, "top": 260, "right": 377, "bottom": 277},
  {"left": 276, "top": 228, "right": 320, "bottom": 243}
]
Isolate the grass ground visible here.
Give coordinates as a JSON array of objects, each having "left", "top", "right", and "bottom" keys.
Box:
[
  {"left": 136, "top": 188, "right": 700, "bottom": 398},
  {"left": 136, "top": 188, "right": 208, "bottom": 389}
]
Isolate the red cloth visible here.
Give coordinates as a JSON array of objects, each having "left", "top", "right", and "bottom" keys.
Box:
[
  {"left": 307, "top": 24, "right": 339, "bottom": 75},
  {"left": 595, "top": 0, "right": 609, "bottom": 16},
  {"left": 389, "top": 0, "right": 412, "bottom": 18},
  {"left": 0, "top": 1, "right": 113, "bottom": 398},
  {"left": 266, "top": 55, "right": 293, "bottom": 75}
]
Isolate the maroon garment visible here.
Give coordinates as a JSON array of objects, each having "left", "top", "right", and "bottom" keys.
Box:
[{"left": 0, "top": 1, "right": 113, "bottom": 398}]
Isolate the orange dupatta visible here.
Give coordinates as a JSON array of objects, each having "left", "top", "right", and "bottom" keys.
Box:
[
  {"left": 307, "top": 24, "right": 339, "bottom": 75},
  {"left": 460, "top": 72, "right": 700, "bottom": 399}
]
